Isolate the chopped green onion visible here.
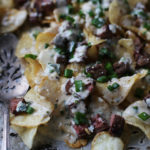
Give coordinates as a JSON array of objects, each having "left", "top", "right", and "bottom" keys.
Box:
[
  {"left": 54, "top": 47, "right": 65, "bottom": 55},
  {"left": 97, "top": 76, "right": 108, "bottom": 83},
  {"left": 92, "top": 18, "right": 105, "bottom": 28},
  {"left": 24, "top": 54, "right": 37, "bottom": 60},
  {"left": 78, "top": 10, "right": 85, "bottom": 18},
  {"left": 134, "top": 88, "right": 144, "bottom": 99},
  {"left": 26, "top": 106, "right": 34, "bottom": 114},
  {"left": 74, "top": 112, "right": 88, "bottom": 125},
  {"left": 66, "top": 16, "right": 75, "bottom": 23},
  {"left": 107, "top": 82, "right": 120, "bottom": 91},
  {"left": 68, "top": 5, "right": 74, "bottom": 14},
  {"left": 105, "top": 62, "right": 113, "bottom": 73},
  {"left": 64, "top": 69, "right": 73, "bottom": 78},
  {"left": 88, "top": 10, "right": 95, "bottom": 17},
  {"left": 44, "top": 43, "right": 49, "bottom": 49},
  {"left": 59, "top": 14, "right": 67, "bottom": 20},
  {"left": 75, "top": 80, "right": 84, "bottom": 92},
  {"left": 108, "top": 72, "right": 118, "bottom": 79},
  {"left": 88, "top": 42, "right": 92, "bottom": 47},
  {"left": 84, "top": 69, "right": 92, "bottom": 77},
  {"left": 77, "top": 0, "right": 87, "bottom": 3},
  {"left": 143, "top": 22, "right": 150, "bottom": 31},
  {"left": 138, "top": 112, "right": 150, "bottom": 121},
  {"left": 133, "top": 106, "right": 138, "bottom": 113}
]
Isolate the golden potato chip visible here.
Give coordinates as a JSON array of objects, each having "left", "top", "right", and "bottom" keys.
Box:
[
  {"left": 123, "top": 100, "right": 150, "bottom": 139},
  {"left": 11, "top": 125, "right": 38, "bottom": 149},
  {"left": 35, "top": 32, "right": 56, "bottom": 53},
  {"left": 109, "top": 0, "right": 126, "bottom": 25},
  {"left": 96, "top": 70, "right": 147, "bottom": 105},
  {"left": 0, "top": 9, "right": 27, "bottom": 33},
  {"left": 0, "top": 0, "right": 14, "bottom": 8},
  {"left": 35, "top": 77, "right": 61, "bottom": 104},
  {"left": 84, "top": 29, "right": 105, "bottom": 45},
  {"left": 10, "top": 89, "right": 54, "bottom": 127},
  {"left": 24, "top": 58, "right": 44, "bottom": 87},
  {"left": 66, "top": 63, "right": 85, "bottom": 76},
  {"left": 91, "top": 132, "right": 124, "bottom": 150},
  {"left": 65, "top": 139, "right": 87, "bottom": 148}
]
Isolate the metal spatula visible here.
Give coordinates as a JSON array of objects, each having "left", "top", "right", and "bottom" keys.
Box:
[{"left": 0, "top": 33, "right": 29, "bottom": 150}]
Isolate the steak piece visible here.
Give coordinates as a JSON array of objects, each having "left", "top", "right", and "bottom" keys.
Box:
[
  {"left": 35, "top": 0, "right": 55, "bottom": 15},
  {"left": 113, "top": 62, "right": 130, "bottom": 77},
  {"left": 134, "top": 52, "right": 150, "bottom": 68},
  {"left": 91, "top": 114, "right": 109, "bottom": 133},
  {"left": 109, "top": 114, "right": 125, "bottom": 137},
  {"left": 73, "top": 125, "right": 88, "bottom": 139},
  {"left": 95, "top": 25, "right": 113, "bottom": 39},
  {"left": 10, "top": 98, "right": 24, "bottom": 115},
  {"left": 86, "top": 63, "right": 107, "bottom": 79}
]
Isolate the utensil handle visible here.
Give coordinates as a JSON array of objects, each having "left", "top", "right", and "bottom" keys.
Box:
[{"left": 1, "top": 105, "right": 10, "bottom": 150}]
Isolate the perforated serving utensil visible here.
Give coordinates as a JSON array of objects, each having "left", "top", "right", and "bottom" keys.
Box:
[{"left": 0, "top": 33, "right": 29, "bottom": 150}]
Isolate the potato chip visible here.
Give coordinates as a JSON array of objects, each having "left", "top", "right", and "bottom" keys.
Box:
[
  {"left": 123, "top": 100, "right": 150, "bottom": 139},
  {"left": 91, "top": 132, "right": 124, "bottom": 150},
  {"left": 16, "top": 32, "right": 36, "bottom": 58},
  {"left": 96, "top": 70, "right": 147, "bottom": 105},
  {"left": 0, "top": 9, "right": 27, "bottom": 33},
  {"left": 0, "top": 0, "right": 14, "bottom": 8},
  {"left": 11, "top": 125, "right": 38, "bottom": 149},
  {"left": 24, "top": 58, "right": 44, "bottom": 87},
  {"left": 10, "top": 89, "right": 54, "bottom": 127},
  {"left": 84, "top": 29, "right": 106, "bottom": 45},
  {"left": 35, "top": 32, "right": 57, "bottom": 53},
  {"left": 35, "top": 77, "right": 61, "bottom": 104}
]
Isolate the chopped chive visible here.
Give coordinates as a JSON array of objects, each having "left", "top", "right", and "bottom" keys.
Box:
[
  {"left": 143, "top": 22, "right": 150, "bottom": 31},
  {"left": 24, "top": 54, "right": 37, "bottom": 60},
  {"left": 84, "top": 69, "right": 92, "bottom": 77},
  {"left": 26, "top": 106, "right": 34, "bottom": 114},
  {"left": 108, "top": 72, "right": 118, "bottom": 79},
  {"left": 54, "top": 47, "right": 65, "bottom": 55},
  {"left": 105, "top": 62, "right": 113, "bottom": 73},
  {"left": 66, "top": 16, "right": 75, "bottom": 23},
  {"left": 92, "top": 18, "right": 105, "bottom": 28},
  {"left": 77, "top": 0, "right": 87, "bottom": 3},
  {"left": 133, "top": 106, "right": 138, "bottom": 113},
  {"left": 78, "top": 10, "right": 85, "bottom": 18},
  {"left": 75, "top": 80, "right": 84, "bottom": 92},
  {"left": 138, "top": 112, "right": 150, "bottom": 121},
  {"left": 97, "top": 76, "right": 108, "bottom": 83},
  {"left": 88, "top": 42, "right": 92, "bottom": 47},
  {"left": 88, "top": 10, "right": 95, "bottom": 17},
  {"left": 74, "top": 112, "right": 88, "bottom": 125},
  {"left": 44, "top": 43, "right": 49, "bottom": 49},
  {"left": 59, "top": 14, "right": 67, "bottom": 20},
  {"left": 64, "top": 69, "right": 73, "bottom": 78},
  {"left": 68, "top": 4, "right": 74, "bottom": 14},
  {"left": 107, "top": 82, "right": 120, "bottom": 91}
]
